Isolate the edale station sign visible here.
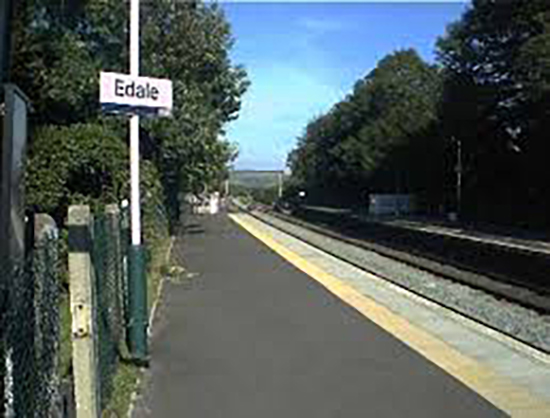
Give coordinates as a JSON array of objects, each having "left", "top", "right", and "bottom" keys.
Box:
[{"left": 100, "top": 71, "right": 173, "bottom": 116}]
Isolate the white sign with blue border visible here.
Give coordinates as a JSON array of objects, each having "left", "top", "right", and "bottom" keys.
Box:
[{"left": 100, "top": 71, "right": 173, "bottom": 117}]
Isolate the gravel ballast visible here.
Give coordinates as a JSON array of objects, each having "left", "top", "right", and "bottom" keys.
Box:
[{"left": 253, "top": 211, "right": 550, "bottom": 353}]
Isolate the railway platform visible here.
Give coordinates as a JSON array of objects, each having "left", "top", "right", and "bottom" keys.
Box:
[
  {"left": 303, "top": 205, "right": 550, "bottom": 255},
  {"left": 131, "top": 213, "right": 550, "bottom": 417},
  {"left": 371, "top": 216, "right": 550, "bottom": 255}
]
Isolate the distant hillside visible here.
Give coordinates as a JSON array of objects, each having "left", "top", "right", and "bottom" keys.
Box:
[{"left": 229, "top": 170, "right": 283, "bottom": 189}]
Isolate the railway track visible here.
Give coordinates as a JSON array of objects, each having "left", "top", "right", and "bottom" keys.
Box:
[
  {"left": 236, "top": 204, "right": 550, "bottom": 355},
  {"left": 282, "top": 206, "right": 550, "bottom": 310}
]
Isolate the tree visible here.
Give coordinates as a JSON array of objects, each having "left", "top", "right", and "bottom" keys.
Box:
[
  {"left": 287, "top": 49, "right": 442, "bottom": 208},
  {"left": 140, "top": 1, "right": 249, "bottom": 223},
  {"left": 436, "top": 0, "right": 550, "bottom": 226},
  {"left": 12, "top": 0, "right": 248, "bottom": 227},
  {"left": 25, "top": 123, "right": 129, "bottom": 223}
]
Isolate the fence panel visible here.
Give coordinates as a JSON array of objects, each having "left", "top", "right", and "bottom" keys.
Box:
[
  {"left": 67, "top": 201, "right": 168, "bottom": 416},
  {"left": 91, "top": 206, "right": 127, "bottom": 409},
  {"left": 1, "top": 199, "right": 168, "bottom": 416},
  {"left": 1, "top": 214, "right": 63, "bottom": 417}
]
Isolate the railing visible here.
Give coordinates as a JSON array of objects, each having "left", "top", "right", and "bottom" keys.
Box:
[{"left": 1, "top": 201, "right": 169, "bottom": 417}]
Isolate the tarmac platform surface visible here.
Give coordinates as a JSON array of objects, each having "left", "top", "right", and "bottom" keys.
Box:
[{"left": 131, "top": 214, "right": 505, "bottom": 417}]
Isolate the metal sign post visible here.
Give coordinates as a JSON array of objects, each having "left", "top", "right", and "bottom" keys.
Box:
[
  {"left": 99, "top": 0, "right": 172, "bottom": 362},
  {"left": 127, "top": 0, "right": 147, "bottom": 361},
  {"left": 130, "top": 0, "right": 141, "bottom": 248}
]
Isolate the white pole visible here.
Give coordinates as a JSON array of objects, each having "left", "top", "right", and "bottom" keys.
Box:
[{"left": 130, "top": 0, "right": 141, "bottom": 245}]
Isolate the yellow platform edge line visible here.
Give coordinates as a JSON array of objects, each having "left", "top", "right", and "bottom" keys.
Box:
[{"left": 230, "top": 213, "right": 550, "bottom": 418}]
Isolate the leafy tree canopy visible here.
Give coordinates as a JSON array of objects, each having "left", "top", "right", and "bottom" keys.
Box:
[
  {"left": 12, "top": 0, "right": 249, "bottom": 226},
  {"left": 287, "top": 49, "right": 441, "bottom": 206}
]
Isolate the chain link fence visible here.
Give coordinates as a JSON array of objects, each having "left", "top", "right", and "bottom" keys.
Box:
[
  {"left": 91, "top": 207, "right": 128, "bottom": 410},
  {"left": 1, "top": 202, "right": 170, "bottom": 417},
  {"left": 1, "top": 215, "right": 64, "bottom": 417},
  {"left": 88, "top": 202, "right": 170, "bottom": 412}
]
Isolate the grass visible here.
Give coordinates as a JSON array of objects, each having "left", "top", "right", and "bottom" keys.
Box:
[
  {"left": 59, "top": 294, "right": 72, "bottom": 379},
  {"left": 100, "top": 362, "right": 141, "bottom": 418},
  {"left": 147, "top": 235, "right": 173, "bottom": 313}
]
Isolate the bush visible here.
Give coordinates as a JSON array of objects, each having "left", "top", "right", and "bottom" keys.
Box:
[{"left": 25, "top": 123, "right": 129, "bottom": 226}]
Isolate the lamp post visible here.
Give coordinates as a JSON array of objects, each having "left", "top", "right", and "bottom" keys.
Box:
[
  {"left": 455, "top": 136, "right": 462, "bottom": 220},
  {"left": 277, "top": 171, "right": 283, "bottom": 199}
]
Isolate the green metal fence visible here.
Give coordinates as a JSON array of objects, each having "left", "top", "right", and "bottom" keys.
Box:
[
  {"left": 91, "top": 208, "right": 128, "bottom": 410},
  {"left": 87, "top": 202, "right": 169, "bottom": 411}
]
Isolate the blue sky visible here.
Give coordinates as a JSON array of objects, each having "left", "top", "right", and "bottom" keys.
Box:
[{"left": 221, "top": 1, "right": 469, "bottom": 170}]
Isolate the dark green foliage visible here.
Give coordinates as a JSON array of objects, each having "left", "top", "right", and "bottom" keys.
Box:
[
  {"left": 25, "top": 123, "right": 129, "bottom": 224},
  {"left": 251, "top": 186, "right": 279, "bottom": 206},
  {"left": 231, "top": 184, "right": 279, "bottom": 206},
  {"left": 288, "top": 1, "right": 550, "bottom": 228},
  {"left": 288, "top": 49, "right": 442, "bottom": 209},
  {"left": 436, "top": 0, "right": 550, "bottom": 227},
  {"left": 229, "top": 171, "right": 282, "bottom": 189},
  {"left": 12, "top": 0, "right": 248, "bottom": 229},
  {"left": 139, "top": 1, "right": 248, "bottom": 225},
  {"left": 10, "top": 0, "right": 128, "bottom": 125}
]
